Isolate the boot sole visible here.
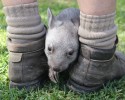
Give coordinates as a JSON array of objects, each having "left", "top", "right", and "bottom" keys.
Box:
[
  {"left": 10, "top": 74, "right": 48, "bottom": 91},
  {"left": 67, "top": 79, "right": 103, "bottom": 93}
]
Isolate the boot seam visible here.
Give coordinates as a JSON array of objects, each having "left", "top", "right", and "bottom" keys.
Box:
[
  {"left": 22, "top": 53, "right": 24, "bottom": 82},
  {"left": 84, "top": 58, "right": 91, "bottom": 81},
  {"left": 90, "top": 55, "right": 115, "bottom": 62}
]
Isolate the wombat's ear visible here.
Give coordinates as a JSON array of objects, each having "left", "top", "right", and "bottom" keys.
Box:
[
  {"left": 47, "top": 8, "right": 55, "bottom": 28},
  {"left": 71, "top": 18, "right": 80, "bottom": 29},
  {"left": 47, "top": 8, "right": 63, "bottom": 28}
]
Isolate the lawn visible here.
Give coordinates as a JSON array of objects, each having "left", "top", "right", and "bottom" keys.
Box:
[{"left": 0, "top": 0, "right": 125, "bottom": 100}]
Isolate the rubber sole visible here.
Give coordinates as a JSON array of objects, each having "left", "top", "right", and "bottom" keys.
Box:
[
  {"left": 9, "top": 74, "right": 48, "bottom": 91},
  {"left": 67, "top": 79, "right": 103, "bottom": 93}
]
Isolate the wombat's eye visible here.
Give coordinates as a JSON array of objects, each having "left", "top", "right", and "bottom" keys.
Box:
[
  {"left": 68, "top": 49, "right": 74, "bottom": 56},
  {"left": 47, "top": 43, "right": 53, "bottom": 53},
  {"left": 48, "top": 46, "right": 52, "bottom": 52}
]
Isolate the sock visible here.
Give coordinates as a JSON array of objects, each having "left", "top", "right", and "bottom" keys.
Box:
[
  {"left": 78, "top": 11, "right": 117, "bottom": 49},
  {"left": 3, "top": 2, "right": 46, "bottom": 52}
]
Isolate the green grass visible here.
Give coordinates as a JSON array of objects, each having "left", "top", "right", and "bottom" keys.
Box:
[{"left": 0, "top": 0, "right": 125, "bottom": 100}]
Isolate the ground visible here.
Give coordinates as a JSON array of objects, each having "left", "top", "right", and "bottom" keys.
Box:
[{"left": 0, "top": 0, "right": 125, "bottom": 100}]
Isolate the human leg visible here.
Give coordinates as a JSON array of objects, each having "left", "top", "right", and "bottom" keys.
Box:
[
  {"left": 77, "top": 0, "right": 116, "bottom": 49},
  {"left": 67, "top": 0, "right": 125, "bottom": 93},
  {"left": 77, "top": 0, "right": 116, "bottom": 15},
  {"left": 1, "top": 0, "right": 35, "bottom": 6},
  {"left": 2, "top": 0, "right": 48, "bottom": 90}
]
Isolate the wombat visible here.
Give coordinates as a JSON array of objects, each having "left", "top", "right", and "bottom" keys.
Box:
[{"left": 45, "top": 8, "right": 80, "bottom": 83}]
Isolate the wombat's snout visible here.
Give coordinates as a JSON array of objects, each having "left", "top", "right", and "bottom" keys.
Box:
[
  {"left": 52, "top": 67, "right": 60, "bottom": 72},
  {"left": 48, "top": 62, "right": 61, "bottom": 72}
]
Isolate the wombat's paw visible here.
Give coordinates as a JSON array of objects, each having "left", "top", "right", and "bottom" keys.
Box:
[{"left": 49, "top": 68, "right": 59, "bottom": 83}]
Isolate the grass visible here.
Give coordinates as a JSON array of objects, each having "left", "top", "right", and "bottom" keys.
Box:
[{"left": 0, "top": 0, "right": 125, "bottom": 100}]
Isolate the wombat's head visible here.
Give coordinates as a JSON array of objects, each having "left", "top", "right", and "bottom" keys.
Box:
[{"left": 45, "top": 8, "right": 79, "bottom": 72}]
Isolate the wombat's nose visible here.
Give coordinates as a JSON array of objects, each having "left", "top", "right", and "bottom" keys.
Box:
[{"left": 53, "top": 67, "right": 60, "bottom": 72}]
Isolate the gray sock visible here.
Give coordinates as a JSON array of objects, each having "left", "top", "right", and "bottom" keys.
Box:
[
  {"left": 3, "top": 2, "right": 46, "bottom": 52},
  {"left": 79, "top": 11, "right": 117, "bottom": 49}
]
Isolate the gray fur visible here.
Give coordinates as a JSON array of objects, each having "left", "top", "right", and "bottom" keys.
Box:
[{"left": 45, "top": 8, "right": 80, "bottom": 83}]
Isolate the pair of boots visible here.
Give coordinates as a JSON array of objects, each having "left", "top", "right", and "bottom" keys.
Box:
[{"left": 3, "top": 2, "right": 125, "bottom": 93}]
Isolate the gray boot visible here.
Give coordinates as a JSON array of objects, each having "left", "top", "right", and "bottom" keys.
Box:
[
  {"left": 67, "top": 42, "right": 125, "bottom": 93},
  {"left": 67, "top": 12, "right": 125, "bottom": 93},
  {"left": 3, "top": 2, "right": 48, "bottom": 90}
]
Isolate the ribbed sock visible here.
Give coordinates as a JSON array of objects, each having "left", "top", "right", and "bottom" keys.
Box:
[
  {"left": 3, "top": 2, "right": 46, "bottom": 52},
  {"left": 79, "top": 11, "right": 117, "bottom": 49}
]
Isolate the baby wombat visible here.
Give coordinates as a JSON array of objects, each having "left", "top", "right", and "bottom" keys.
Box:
[{"left": 45, "top": 8, "right": 80, "bottom": 83}]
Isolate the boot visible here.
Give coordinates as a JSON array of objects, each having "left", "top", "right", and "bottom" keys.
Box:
[
  {"left": 3, "top": 2, "right": 48, "bottom": 90},
  {"left": 67, "top": 12, "right": 125, "bottom": 93},
  {"left": 67, "top": 43, "right": 125, "bottom": 93}
]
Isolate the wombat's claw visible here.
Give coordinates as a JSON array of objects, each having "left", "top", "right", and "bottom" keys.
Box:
[{"left": 49, "top": 69, "right": 59, "bottom": 83}]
